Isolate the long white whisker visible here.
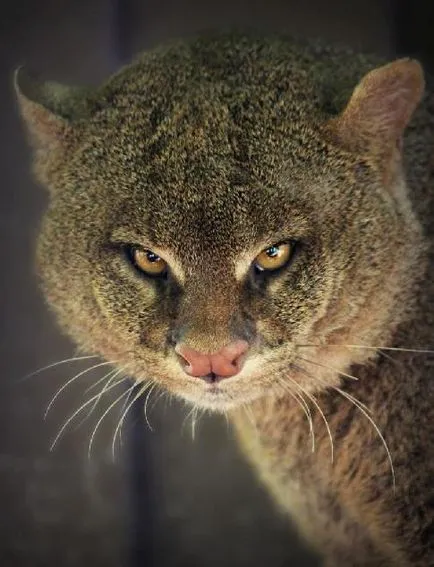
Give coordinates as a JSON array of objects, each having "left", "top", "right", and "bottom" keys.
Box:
[
  {"left": 44, "top": 361, "right": 114, "bottom": 419},
  {"left": 241, "top": 403, "right": 259, "bottom": 440},
  {"left": 297, "top": 343, "right": 434, "bottom": 354},
  {"left": 116, "top": 379, "right": 138, "bottom": 448},
  {"left": 294, "top": 360, "right": 394, "bottom": 489},
  {"left": 143, "top": 383, "right": 157, "bottom": 431},
  {"left": 162, "top": 391, "right": 172, "bottom": 415},
  {"left": 84, "top": 368, "right": 120, "bottom": 395},
  {"left": 242, "top": 402, "right": 256, "bottom": 431},
  {"left": 297, "top": 355, "right": 359, "bottom": 382},
  {"left": 182, "top": 404, "right": 196, "bottom": 435},
  {"left": 288, "top": 372, "right": 334, "bottom": 463},
  {"left": 49, "top": 379, "right": 124, "bottom": 451},
  {"left": 73, "top": 370, "right": 127, "bottom": 432},
  {"left": 112, "top": 382, "right": 150, "bottom": 458},
  {"left": 149, "top": 387, "right": 168, "bottom": 413},
  {"left": 295, "top": 357, "right": 371, "bottom": 413},
  {"left": 191, "top": 405, "right": 199, "bottom": 441},
  {"left": 88, "top": 386, "right": 132, "bottom": 459},
  {"left": 84, "top": 368, "right": 125, "bottom": 421},
  {"left": 334, "top": 385, "right": 396, "bottom": 491},
  {"left": 276, "top": 377, "right": 315, "bottom": 453},
  {"left": 223, "top": 410, "right": 230, "bottom": 432},
  {"left": 20, "top": 355, "right": 99, "bottom": 383}
]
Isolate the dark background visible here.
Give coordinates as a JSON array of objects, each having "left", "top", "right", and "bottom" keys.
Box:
[{"left": 1, "top": 1, "right": 433, "bottom": 566}]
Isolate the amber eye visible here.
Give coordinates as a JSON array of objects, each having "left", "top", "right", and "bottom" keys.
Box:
[
  {"left": 130, "top": 246, "right": 168, "bottom": 276},
  {"left": 254, "top": 242, "right": 294, "bottom": 272}
]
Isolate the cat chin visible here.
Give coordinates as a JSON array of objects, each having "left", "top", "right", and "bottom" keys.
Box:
[{"left": 177, "top": 386, "right": 262, "bottom": 413}]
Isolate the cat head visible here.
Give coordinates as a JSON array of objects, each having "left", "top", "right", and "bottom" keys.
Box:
[{"left": 16, "top": 36, "right": 425, "bottom": 411}]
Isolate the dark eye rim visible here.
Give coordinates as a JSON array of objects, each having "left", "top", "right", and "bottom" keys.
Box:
[
  {"left": 124, "top": 243, "right": 169, "bottom": 279},
  {"left": 253, "top": 239, "right": 299, "bottom": 275}
]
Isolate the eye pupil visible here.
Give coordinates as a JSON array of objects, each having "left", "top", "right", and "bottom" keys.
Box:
[
  {"left": 146, "top": 251, "right": 160, "bottom": 263},
  {"left": 266, "top": 246, "right": 279, "bottom": 257}
]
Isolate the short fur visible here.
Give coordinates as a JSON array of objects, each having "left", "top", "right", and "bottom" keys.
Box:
[{"left": 15, "top": 32, "right": 434, "bottom": 565}]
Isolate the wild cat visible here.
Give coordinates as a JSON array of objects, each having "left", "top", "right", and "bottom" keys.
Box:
[{"left": 16, "top": 32, "right": 434, "bottom": 565}]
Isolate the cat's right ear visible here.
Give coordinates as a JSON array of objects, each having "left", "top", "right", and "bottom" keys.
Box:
[
  {"left": 14, "top": 67, "right": 95, "bottom": 185},
  {"left": 14, "top": 67, "right": 92, "bottom": 152},
  {"left": 326, "top": 58, "right": 424, "bottom": 180}
]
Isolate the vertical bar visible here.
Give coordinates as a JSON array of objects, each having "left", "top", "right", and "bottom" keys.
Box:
[{"left": 108, "top": 2, "right": 156, "bottom": 566}]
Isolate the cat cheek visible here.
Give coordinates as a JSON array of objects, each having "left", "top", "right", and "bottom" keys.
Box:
[{"left": 144, "top": 322, "right": 171, "bottom": 349}]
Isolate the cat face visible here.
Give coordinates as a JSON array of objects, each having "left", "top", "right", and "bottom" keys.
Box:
[{"left": 17, "top": 36, "right": 424, "bottom": 412}]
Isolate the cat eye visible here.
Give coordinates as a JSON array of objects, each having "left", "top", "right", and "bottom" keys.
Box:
[
  {"left": 128, "top": 245, "right": 168, "bottom": 276},
  {"left": 254, "top": 242, "right": 294, "bottom": 272}
]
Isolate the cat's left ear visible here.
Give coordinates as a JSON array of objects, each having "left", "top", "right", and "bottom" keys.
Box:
[
  {"left": 14, "top": 67, "right": 92, "bottom": 152},
  {"left": 328, "top": 58, "right": 424, "bottom": 167}
]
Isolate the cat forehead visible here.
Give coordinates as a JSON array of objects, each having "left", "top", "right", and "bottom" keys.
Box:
[
  {"left": 105, "top": 131, "right": 343, "bottom": 254},
  {"left": 87, "top": 88, "right": 328, "bottom": 220},
  {"left": 123, "top": 182, "right": 277, "bottom": 248},
  {"left": 88, "top": 42, "right": 320, "bottom": 173},
  {"left": 113, "top": 176, "right": 315, "bottom": 264}
]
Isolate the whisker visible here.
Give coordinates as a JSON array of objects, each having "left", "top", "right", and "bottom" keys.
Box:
[
  {"left": 191, "top": 405, "right": 199, "bottom": 441},
  {"left": 276, "top": 377, "right": 315, "bottom": 453},
  {"left": 84, "top": 368, "right": 120, "bottom": 395},
  {"left": 334, "top": 385, "right": 396, "bottom": 491},
  {"left": 73, "top": 370, "right": 127, "bottom": 432},
  {"left": 294, "top": 361, "right": 395, "bottom": 490},
  {"left": 241, "top": 403, "right": 259, "bottom": 440},
  {"left": 239, "top": 400, "right": 260, "bottom": 441},
  {"left": 112, "top": 383, "right": 149, "bottom": 458},
  {"left": 49, "top": 379, "right": 124, "bottom": 451},
  {"left": 297, "top": 355, "right": 359, "bottom": 381},
  {"left": 295, "top": 357, "right": 370, "bottom": 412},
  {"left": 143, "top": 383, "right": 157, "bottom": 431},
  {"left": 19, "top": 355, "right": 99, "bottom": 383},
  {"left": 149, "top": 387, "right": 168, "bottom": 413},
  {"left": 162, "top": 391, "right": 172, "bottom": 415},
  {"left": 297, "top": 343, "right": 434, "bottom": 354},
  {"left": 242, "top": 402, "right": 256, "bottom": 432},
  {"left": 182, "top": 403, "right": 196, "bottom": 435},
  {"left": 84, "top": 368, "right": 125, "bottom": 422},
  {"left": 377, "top": 349, "right": 405, "bottom": 368},
  {"left": 287, "top": 369, "right": 334, "bottom": 463},
  {"left": 116, "top": 379, "right": 138, "bottom": 447},
  {"left": 44, "top": 361, "right": 114, "bottom": 419},
  {"left": 88, "top": 386, "right": 132, "bottom": 459},
  {"left": 223, "top": 409, "right": 230, "bottom": 433}
]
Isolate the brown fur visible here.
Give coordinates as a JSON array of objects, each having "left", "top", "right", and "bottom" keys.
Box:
[{"left": 15, "top": 32, "right": 434, "bottom": 565}]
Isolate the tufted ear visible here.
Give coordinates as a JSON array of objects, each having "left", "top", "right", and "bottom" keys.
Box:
[
  {"left": 328, "top": 58, "right": 424, "bottom": 163},
  {"left": 14, "top": 67, "right": 92, "bottom": 152}
]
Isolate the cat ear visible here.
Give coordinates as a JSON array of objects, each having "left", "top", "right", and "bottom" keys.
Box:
[
  {"left": 329, "top": 58, "right": 424, "bottom": 161},
  {"left": 14, "top": 67, "right": 91, "bottom": 151}
]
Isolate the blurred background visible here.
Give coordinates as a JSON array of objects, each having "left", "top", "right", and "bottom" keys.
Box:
[{"left": 1, "top": 0, "right": 433, "bottom": 565}]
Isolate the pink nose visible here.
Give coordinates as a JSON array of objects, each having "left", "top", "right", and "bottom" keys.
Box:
[{"left": 175, "top": 340, "right": 249, "bottom": 381}]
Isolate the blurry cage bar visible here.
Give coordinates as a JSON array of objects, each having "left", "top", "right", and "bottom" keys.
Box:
[{"left": 110, "top": 1, "right": 156, "bottom": 566}]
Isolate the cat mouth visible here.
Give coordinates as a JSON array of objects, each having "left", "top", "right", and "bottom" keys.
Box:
[
  {"left": 166, "top": 354, "right": 274, "bottom": 410},
  {"left": 201, "top": 372, "right": 226, "bottom": 384},
  {"left": 186, "top": 380, "right": 239, "bottom": 410},
  {"left": 188, "top": 376, "right": 261, "bottom": 411}
]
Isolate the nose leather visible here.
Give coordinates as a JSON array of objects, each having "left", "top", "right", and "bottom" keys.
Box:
[{"left": 175, "top": 340, "right": 249, "bottom": 378}]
